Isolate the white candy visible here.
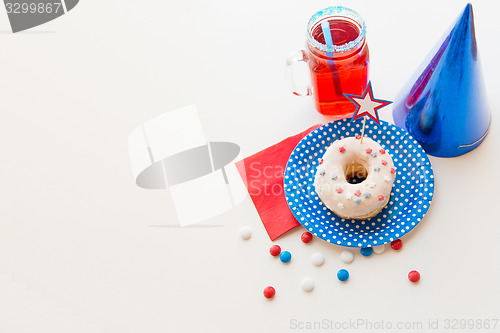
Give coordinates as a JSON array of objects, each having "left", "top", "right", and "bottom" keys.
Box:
[
  {"left": 239, "top": 226, "right": 252, "bottom": 240},
  {"left": 340, "top": 250, "right": 354, "bottom": 264},
  {"left": 301, "top": 277, "right": 315, "bottom": 292},
  {"left": 373, "top": 244, "right": 385, "bottom": 254},
  {"left": 311, "top": 252, "right": 325, "bottom": 266}
]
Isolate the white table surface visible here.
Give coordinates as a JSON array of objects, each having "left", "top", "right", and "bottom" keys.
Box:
[{"left": 0, "top": 0, "right": 499, "bottom": 332}]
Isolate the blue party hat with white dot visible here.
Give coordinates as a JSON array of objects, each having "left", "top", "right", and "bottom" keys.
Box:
[{"left": 393, "top": 4, "right": 490, "bottom": 157}]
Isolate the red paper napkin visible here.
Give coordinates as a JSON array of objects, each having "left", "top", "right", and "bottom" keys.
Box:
[{"left": 236, "top": 125, "right": 320, "bottom": 240}]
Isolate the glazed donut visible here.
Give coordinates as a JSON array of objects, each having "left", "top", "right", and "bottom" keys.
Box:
[{"left": 314, "top": 136, "right": 396, "bottom": 219}]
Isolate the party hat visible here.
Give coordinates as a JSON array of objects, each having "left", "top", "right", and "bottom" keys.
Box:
[{"left": 393, "top": 4, "right": 490, "bottom": 157}]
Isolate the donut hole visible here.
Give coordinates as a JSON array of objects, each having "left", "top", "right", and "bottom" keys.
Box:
[{"left": 345, "top": 163, "right": 368, "bottom": 184}]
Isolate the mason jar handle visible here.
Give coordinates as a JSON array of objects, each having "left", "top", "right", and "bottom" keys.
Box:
[{"left": 286, "top": 50, "right": 312, "bottom": 96}]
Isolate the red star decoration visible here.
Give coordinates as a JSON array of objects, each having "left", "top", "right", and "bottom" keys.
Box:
[{"left": 344, "top": 82, "right": 392, "bottom": 125}]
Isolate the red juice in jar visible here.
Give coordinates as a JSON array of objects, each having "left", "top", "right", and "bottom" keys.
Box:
[{"left": 306, "top": 7, "right": 369, "bottom": 117}]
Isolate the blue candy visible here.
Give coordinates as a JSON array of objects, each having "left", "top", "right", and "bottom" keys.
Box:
[
  {"left": 360, "top": 247, "right": 373, "bottom": 257},
  {"left": 337, "top": 269, "right": 349, "bottom": 282},
  {"left": 280, "top": 251, "right": 292, "bottom": 263}
]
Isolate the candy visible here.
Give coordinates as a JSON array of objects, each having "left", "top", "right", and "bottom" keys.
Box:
[
  {"left": 269, "top": 245, "right": 281, "bottom": 256},
  {"left": 408, "top": 270, "right": 420, "bottom": 283},
  {"left": 340, "top": 250, "right": 354, "bottom": 264},
  {"left": 319, "top": 170, "right": 326, "bottom": 176},
  {"left": 365, "top": 148, "right": 372, "bottom": 154},
  {"left": 355, "top": 134, "right": 361, "bottom": 139},
  {"left": 301, "top": 277, "right": 315, "bottom": 292},
  {"left": 378, "top": 195, "right": 385, "bottom": 201},
  {"left": 374, "top": 166, "right": 381, "bottom": 172},
  {"left": 301, "top": 232, "right": 313, "bottom": 243},
  {"left": 280, "top": 251, "right": 292, "bottom": 263},
  {"left": 381, "top": 159, "right": 388, "bottom": 166},
  {"left": 379, "top": 149, "right": 386, "bottom": 154},
  {"left": 364, "top": 192, "right": 371, "bottom": 198},
  {"left": 337, "top": 269, "right": 349, "bottom": 282},
  {"left": 373, "top": 244, "right": 385, "bottom": 254},
  {"left": 391, "top": 167, "right": 396, "bottom": 174},
  {"left": 339, "top": 146, "right": 346, "bottom": 153},
  {"left": 319, "top": 158, "right": 323, "bottom": 165},
  {"left": 360, "top": 247, "right": 373, "bottom": 257},
  {"left": 391, "top": 239, "right": 403, "bottom": 250},
  {"left": 263, "top": 286, "right": 276, "bottom": 298},
  {"left": 311, "top": 252, "right": 325, "bottom": 266},
  {"left": 336, "top": 187, "right": 344, "bottom": 194},
  {"left": 239, "top": 226, "right": 252, "bottom": 240},
  {"left": 354, "top": 190, "right": 361, "bottom": 197},
  {"left": 331, "top": 174, "right": 337, "bottom": 180},
  {"left": 354, "top": 198, "right": 361, "bottom": 205}
]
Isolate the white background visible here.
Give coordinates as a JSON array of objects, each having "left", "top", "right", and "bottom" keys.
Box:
[{"left": 0, "top": 0, "right": 499, "bottom": 332}]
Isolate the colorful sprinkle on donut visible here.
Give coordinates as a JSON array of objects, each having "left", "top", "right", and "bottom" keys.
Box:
[
  {"left": 365, "top": 148, "right": 372, "bottom": 154},
  {"left": 379, "top": 149, "right": 386, "bottom": 154},
  {"left": 355, "top": 134, "right": 361, "bottom": 139},
  {"left": 319, "top": 170, "right": 325, "bottom": 176},
  {"left": 331, "top": 174, "right": 337, "bottom": 180},
  {"left": 391, "top": 167, "right": 396, "bottom": 174},
  {"left": 364, "top": 192, "right": 371, "bottom": 198},
  {"left": 336, "top": 187, "right": 343, "bottom": 194},
  {"left": 374, "top": 166, "right": 381, "bottom": 172},
  {"left": 354, "top": 190, "right": 361, "bottom": 197},
  {"left": 354, "top": 198, "right": 361, "bottom": 205},
  {"left": 381, "top": 159, "right": 388, "bottom": 166},
  {"left": 337, "top": 203, "right": 344, "bottom": 209},
  {"left": 339, "top": 146, "right": 346, "bottom": 153},
  {"left": 371, "top": 152, "right": 378, "bottom": 157},
  {"left": 345, "top": 193, "right": 352, "bottom": 200},
  {"left": 319, "top": 159, "right": 323, "bottom": 165},
  {"left": 384, "top": 176, "right": 391, "bottom": 182},
  {"left": 378, "top": 195, "right": 385, "bottom": 201}
]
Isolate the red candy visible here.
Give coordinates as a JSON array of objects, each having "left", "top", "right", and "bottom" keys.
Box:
[
  {"left": 339, "top": 146, "right": 346, "bottom": 153},
  {"left": 301, "top": 232, "right": 313, "bottom": 243},
  {"left": 378, "top": 195, "right": 385, "bottom": 201},
  {"left": 354, "top": 190, "right": 361, "bottom": 197},
  {"left": 391, "top": 167, "right": 396, "bottom": 174},
  {"left": 381, "top": 159, "right": 388, "bottom": 166},
  {"left": 379, "top": 149, "right": 386, "bottom": 154},
  {"left": 263, "top": 286, "right": 276, "bottom": 298},
  {"left": 391, "top": 239, "right": 403, "bottom": 250},
  {"left": 269, "top": 245, "right": 281, "bottom": 256},
  {"left": 355, "top": 134, "right": 361, "bottom": 139},
  {"left": 408, "top": 270, "right": 420, "bottom": 283},
  {"left": 365, "top": 148, "right": 372, "bottom": 154},
  {"left": 336, "top": 187, "right": 343, "bottom": 194}
]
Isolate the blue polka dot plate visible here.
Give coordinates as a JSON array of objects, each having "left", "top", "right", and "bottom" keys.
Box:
[{"left": 284, "top": 119, "right": 434, "bottom": 248}]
